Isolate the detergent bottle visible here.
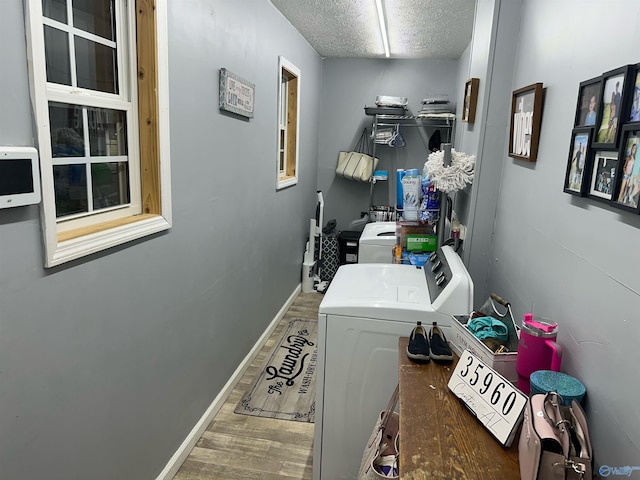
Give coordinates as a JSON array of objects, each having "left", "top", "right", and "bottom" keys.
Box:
[{"left": 401, "top": 169, "right": 421, "bottom": 220}]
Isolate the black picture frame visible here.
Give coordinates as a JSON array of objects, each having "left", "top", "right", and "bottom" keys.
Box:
[
  {"left": 612, "top": 124, "right": 640, "bottom": 212},
  {"left": 575, "top": 76, "right": 601, "bottom": 127},
  {"left": 628, "top": 63, "right": 640, "bottom": 123},
  {"left": 564, "top": 127, "right": 593, "bottom": 196},
  {"left": 593, "top": 65, "right": 633, "bottom": 149},
  {"left": 587, "top": 149, "right": 618, "bottom": 202}
]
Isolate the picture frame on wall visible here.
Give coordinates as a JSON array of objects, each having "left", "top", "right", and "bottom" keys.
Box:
[
  {"left": 593, "top": 65, "right": 631, "bottom": 149},
  {"left": 613, "top": 125, "right": 640, "bottom": 211},
  {"left": 588, "top": 150, "right": 618, "bottom": 201},
  {"left": 462, "top": 78, "right": 479, "bottom": 123},
  {"left": 564, "top": 127, "right": 592, "bottom": 196},
  {"left": 508, "top": 82, "right": 544, "bottom": 162},
  {"left": 628, "top": 64, "right": 640, "bottom": 123},
  {"left": 574, "top": 76, "right": 601, "bottom": 127},
  {"left": 219, "top": 68, "right": 255, "bottom": 119}
]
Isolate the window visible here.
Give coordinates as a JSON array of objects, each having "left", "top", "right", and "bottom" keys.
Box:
[
  {"left": 276, "top": 56, "right": 300, "bottom": 189},
  {"left": 25, "top": 0, "right": 172, "bottom": 267}
]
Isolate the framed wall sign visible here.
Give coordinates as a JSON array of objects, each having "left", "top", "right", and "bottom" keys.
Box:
[
  {"left": 219, "top": 68, "right": 255, "bottom": 118},
  {"left": 509, "top": 82, "right": 544, "bottom": 162},
  {"left": 448, "top": 350, "right": 527, "bottom": 447},
  {"left": 564, "top": 127, "right": 592, "bottom": 196},
  {"left": 462, "top": 78, "right": 479, "bottom": 123}
]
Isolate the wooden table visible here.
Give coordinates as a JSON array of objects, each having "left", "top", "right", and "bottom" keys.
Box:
[{"left": 398, "top": 337, "right": 521, "bottom": 479}]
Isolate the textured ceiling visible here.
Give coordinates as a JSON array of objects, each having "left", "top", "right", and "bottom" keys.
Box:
[{"left": 269, "top": 0, "right": 476, "bottom": 59}]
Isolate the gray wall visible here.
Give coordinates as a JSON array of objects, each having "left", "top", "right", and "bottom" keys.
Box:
[
  {"left": 457, "top": 0, "right": 524, "bottom": 302},
  {"left": 0, "top": 1, "right": 321, "bottom": 479},
  {"left": 483, "top": 0, "right": 640, "bottom": 468},
  {"left": 317, "top": 59, "right": 460, "bottom": 231}
]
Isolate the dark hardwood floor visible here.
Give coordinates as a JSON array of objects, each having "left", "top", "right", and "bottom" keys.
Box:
[{"left": 172, "top": 292, "right": 323, "bottom": 480}]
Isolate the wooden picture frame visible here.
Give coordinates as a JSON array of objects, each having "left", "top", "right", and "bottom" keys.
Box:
[
  {"left": 219, "top": 68, "right": 255, "bottom": 118},
  {"left": 588, "top": 150, "right": 618, "bottom": 201},
  {"left": 612, "top": 125, "right": 640, "bottom": 212},
  {"left": 509, "top": 83, "right": 544, "bottom": 162},
  {"left": 462, "top": 78, "right": 479, "bottom": 123},
  {"left": 574, "top": 76, "right": 601, "bottom": 127},
  {"left": 593, "top": 65, "right": 632, "bottom": 149},
  {"left": 564, "top": 127, "right": 592, "bottom": 196}
]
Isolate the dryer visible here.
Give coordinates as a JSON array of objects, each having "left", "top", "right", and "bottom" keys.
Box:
[{"left": 313, "top": 245, "right": 473, "bottom": 480}]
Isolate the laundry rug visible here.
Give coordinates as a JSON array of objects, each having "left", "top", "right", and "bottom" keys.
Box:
[{"left": 234, "top": 318, "right": 317, "bottom": 423}]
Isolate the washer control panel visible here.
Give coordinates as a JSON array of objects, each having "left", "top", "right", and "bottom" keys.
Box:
[{"left": 423, "top": 248, "right": 454, "bottom": 303}]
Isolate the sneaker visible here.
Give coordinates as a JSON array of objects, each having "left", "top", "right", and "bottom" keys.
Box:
[
  {"left": 407, "top": 321, "right": 430, "bottom": 361},
  {"left": 429, "top": 322, "right": 453, "bottom": 361}
]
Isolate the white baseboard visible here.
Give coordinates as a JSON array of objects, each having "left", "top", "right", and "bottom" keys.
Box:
[{"left": 155, "top": 284, "right": 302, "bottom": 480}]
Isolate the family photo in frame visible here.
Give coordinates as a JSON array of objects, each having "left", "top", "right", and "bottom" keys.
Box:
[
  {"left": 629, "top": 70, "right": 640, "bottom": 122},
  {"left": 616, "top": 127, "right": 640, "bottom": 209},
  {"left": 575, "top": 77, "right": 601, "bottom": 127},
  {"left": 565, "top": 129, "right": 591, "bottom": 194},
  {"left": 595, "top": 72, "right": 625, "bottom": 146},
  {"left": 589, "top": 151, "right": 618, "bottom": 200}
]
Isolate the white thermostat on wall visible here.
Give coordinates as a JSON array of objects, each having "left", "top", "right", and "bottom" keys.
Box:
[{"left": 0, "top": 146, "right": 41, "bottom": 209}]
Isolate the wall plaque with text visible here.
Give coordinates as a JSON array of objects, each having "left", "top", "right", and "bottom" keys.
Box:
[
  {"left": 509, "top": 83, "right": 543, "bottom": 162},
  {"left": 219, "top": 68, "right": 255, "bottom": 118}
]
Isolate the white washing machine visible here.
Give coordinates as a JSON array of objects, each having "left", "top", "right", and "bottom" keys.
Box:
[
  {"left": 358, "top": 221, "right": 397, "bottom": 263},
  {"left": 313, "top": 245, "right": 473, "bottom": 480}
]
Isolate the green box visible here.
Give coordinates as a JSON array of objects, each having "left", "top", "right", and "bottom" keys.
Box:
[{"left": 405, "top": 234, "right": 438, "bottom": 252}]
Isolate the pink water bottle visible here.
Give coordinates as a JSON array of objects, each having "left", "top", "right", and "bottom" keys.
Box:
[{"left": 515, "top": 314, "right": 562, "bottom": 394}]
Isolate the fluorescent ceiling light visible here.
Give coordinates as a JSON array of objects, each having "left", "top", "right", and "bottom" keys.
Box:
[{"left": 375, "top": 0, "right": 390, "bottom": 58}]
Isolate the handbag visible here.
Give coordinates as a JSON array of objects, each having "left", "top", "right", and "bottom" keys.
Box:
[
  {"left": 336, "top": 128, "right": 379, "bottom": 183},
  {"left": 358, "top": 384, "right": 400, "bottom": 480},
  {"left": 519, "top": 392, "right": 593, "bottom": 480}
]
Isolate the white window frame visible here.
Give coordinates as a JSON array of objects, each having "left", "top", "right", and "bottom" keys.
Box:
[
  {"left": 25, "top": 0, "right": 172, "bottom": 267},
  {"left": 42, "top": 0, "right": 141, "bottom": 230},
  {"left": 276, "top": 56, "right": 300, "bottom": 190},
  {"left": 278, "top": 75, "right": 288, "bottom": 177}
]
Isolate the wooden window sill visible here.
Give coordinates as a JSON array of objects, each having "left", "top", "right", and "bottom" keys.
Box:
[{"left": 48, "top": 214, "right": 170, "bottom": 267}]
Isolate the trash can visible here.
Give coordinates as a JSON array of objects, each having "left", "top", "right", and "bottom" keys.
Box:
[{"left": 338, "top": 231, "right": 361, "bottom": 264}]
